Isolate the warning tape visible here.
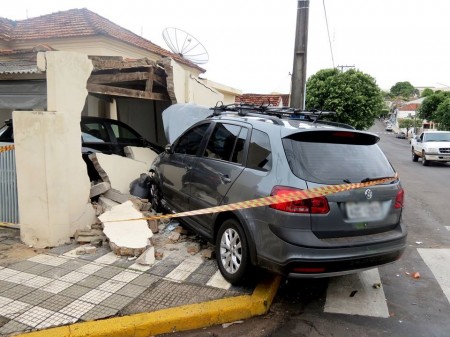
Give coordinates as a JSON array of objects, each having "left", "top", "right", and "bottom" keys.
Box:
[
  {"left": 0, "top": 145, "right": 14, "bottom": 154},
  {"left": 106, "top": 175, "right": 398, "bottom": 223}
]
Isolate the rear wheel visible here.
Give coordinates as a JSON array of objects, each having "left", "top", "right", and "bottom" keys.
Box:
[
  {"left": 422, "top": 151, "right": 430, "bottom": 166},
  {"left": 412, "top": 148, "right": 419, "bottom": 162},
  {"left": 215, "top": 218, "right": 250, "bottom": 285}
]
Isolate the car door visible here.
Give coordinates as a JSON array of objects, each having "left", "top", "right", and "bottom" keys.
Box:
[
  {"left": 188, "top": 122, "right": 248, "bottom": 233},
  {"left": 158, "top": 122, "right": 211, "bottom": 212}
]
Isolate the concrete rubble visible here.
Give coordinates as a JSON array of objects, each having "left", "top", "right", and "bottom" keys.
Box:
[
  {"left": 99, "top": 201, "right": 152, "bottom": 256},
  {"left": 80, "top": 148, "right": 212, "bottom": 267}
]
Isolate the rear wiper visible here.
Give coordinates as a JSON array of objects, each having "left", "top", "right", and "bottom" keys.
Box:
[{"left": 361, "top": 176, "right": 397, "bottom": 183}]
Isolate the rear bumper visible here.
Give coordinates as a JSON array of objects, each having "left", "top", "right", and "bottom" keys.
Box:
[
  {"left": 252, "top": 219, "right": 407, "bottom": 278},
  {"left": 258, "top": 243, "right": 406, "bottom": 278}
]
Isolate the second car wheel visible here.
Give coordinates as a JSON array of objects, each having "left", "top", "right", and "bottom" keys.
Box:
[
  {"left": 422, "top": 151, "right": 430, "bottom": 166},
  {"left": 215, "top": 218, "right": 250, "bottom": 285},
  {"left": 412, "top": 149, "right": 419, "bottom": 162}
]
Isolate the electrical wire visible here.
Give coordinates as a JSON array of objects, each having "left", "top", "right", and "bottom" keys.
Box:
[{"left": 322, "top": 0, "right": 335, "bottom": 68}]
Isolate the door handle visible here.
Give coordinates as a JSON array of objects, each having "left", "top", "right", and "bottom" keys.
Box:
[{"left": 221, "top": 175, "right": 231, "bottom": 183}]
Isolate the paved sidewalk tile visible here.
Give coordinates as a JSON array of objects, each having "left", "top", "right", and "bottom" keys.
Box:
[{"left": 0, "top": 230, "right": 255, "bottom": 336}]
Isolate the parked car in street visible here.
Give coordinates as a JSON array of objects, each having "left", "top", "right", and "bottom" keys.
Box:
[
  {"left": 149, "top": 104, "right": 407, "bottom": 284},
  {"left": 395, "top": 131, "right": 406, "bottom": 139},
  {"left": 385, "top": 124, "right": 393, "bottom": 131}
]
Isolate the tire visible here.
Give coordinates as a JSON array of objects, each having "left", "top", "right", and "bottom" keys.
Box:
[
  {"left": 422, "top": 151, "right": 430, "bottom": 166},
  {"left": 412, "top": 148, "right": 419, "bottom": 162},
  {"left": 215, "top": 218, "right": 250, "bottom": 285},
  {"left": 148, "top": 172, "right": 163, "bottom": 212}
]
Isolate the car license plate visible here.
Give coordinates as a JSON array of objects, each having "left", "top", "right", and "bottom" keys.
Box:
[{"left": 346, "top": 201, "right": 382, "bottom": 220}]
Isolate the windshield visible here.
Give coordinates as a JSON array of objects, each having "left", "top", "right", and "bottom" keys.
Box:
[
  {"left": 424, "top": 132, "right": 450, "bottom": 142},
  {"left": 283, "top": 132, "right": 395, "bottom": 184}
]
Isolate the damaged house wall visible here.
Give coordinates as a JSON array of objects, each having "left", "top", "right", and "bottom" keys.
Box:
[
  {"left": 170, "top": 59, "right": 224, "bottom": 107},
  {"left": 14, "top": 51, "right": 97, "bottom": 248}
]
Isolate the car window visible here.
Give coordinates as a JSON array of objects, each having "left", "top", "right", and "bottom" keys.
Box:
[
  {"left": 282, "top": 131, "right": 395, "bottom": 184},
  {"left": 81, "top": 122, "right": 110, "bottom": 143},
  {"left": 247, "top": 129, "right": 272, "bottom": 171},
  {"left": 203, "top": 123, "right": 246, "bottom": 163},
  {"left": 173, "top": 123, "right": 209, "bottom": 155},
  {"left": 110, "top": 123, "right": 141, "bottom": 143},
  {"left": 0, "top": 124, "right": 13, "bottom": 142}
]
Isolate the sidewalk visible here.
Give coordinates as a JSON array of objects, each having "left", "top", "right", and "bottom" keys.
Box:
[{"left": 0, "top": 226, "right": 278, "bottom": 336}]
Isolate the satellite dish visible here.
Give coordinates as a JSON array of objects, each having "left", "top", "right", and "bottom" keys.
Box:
[{"left": 162, "top": 27, "right": 209, "bottom": 65}]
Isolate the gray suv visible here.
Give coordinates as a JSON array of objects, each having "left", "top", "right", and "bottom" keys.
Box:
[{"left": 149, "top": 104, "right": 407, "bottom": 284}]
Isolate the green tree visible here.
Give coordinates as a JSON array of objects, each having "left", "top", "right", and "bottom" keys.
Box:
[
  {"left": 421, "top": 88, "right": 434, "bottom": 97},
  {"left": 418, "top": 92, "right": 450, "bottom": 121},
  {"left": 435, "top": 98, "right": 450, "bottom": 130},
  {"left": 390, "top": 81, "right": 415, "bottom": 98},
  {"left": 398, "top": 117, "right": 422, "bottom": 136},
  {"left": 305, "top": 68, "right": 383, "bottom": 130}
]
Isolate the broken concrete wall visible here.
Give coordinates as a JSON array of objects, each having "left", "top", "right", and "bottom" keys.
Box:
[
  {"left": 124, "top": 146, "right": 158, "bottom": 170},
  {"left": 14, "top": 51, "right": 97, "bottom": 248},
  {"left": 89, "top": 153, "right": 148, "bottom": 194},
  {"left": 170, "top": 59, "right": 223, "bottom": 106}
]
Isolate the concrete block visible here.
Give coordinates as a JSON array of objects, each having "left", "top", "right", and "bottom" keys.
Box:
[
  {"left": 124, "top": 146, "right": 159, "bottom": 169},
  {"left": 99, "top": 200, "right": 153, "bottom": 257},
  {"left": 89, "top": 182, "right": 111, "bottom": 198},
  {"left": 187, "top": 242, "right": 201, "bottom": 255},
  {"left": 89, "top": 153, "right": 149, "bottom": 194},
  {"left": 98, "top": 196, "right": 120, "bottom": 212},
  {"left": 168, "top": 232, "right": 181, "bottom": 242},
  {"left": 104, "top": 188, "right": 133, "bottom": 204},
  {"left": 136, "top": 246, "right": 155, "bottom": 266}
]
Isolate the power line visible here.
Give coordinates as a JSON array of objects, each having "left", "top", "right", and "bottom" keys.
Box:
[{"left": 322, "top": 0, "right": 335, "bottom": 68}]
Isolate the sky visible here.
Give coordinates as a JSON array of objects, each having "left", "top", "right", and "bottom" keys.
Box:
[{"left": 2, "top": 0, "right": 450, "bottom": 94}]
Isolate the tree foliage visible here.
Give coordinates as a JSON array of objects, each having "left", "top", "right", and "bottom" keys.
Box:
[
  {"left": 418, "top": 92, "right": 450, "bottom": 121},
  {"left": 398, "top": 117, "right": 422, "bottom": 136},
  {"left": 305, "top": 68, "right": 383, "bottom": 130},
  {"left": 421, "top": 88, "right": 434, "bottom": 97},
  {"left": 435, "top": 98, "right": 450, "bottom": 130},
  {"left": 390, "top": 81, "right": 415, "bottom": 98}
]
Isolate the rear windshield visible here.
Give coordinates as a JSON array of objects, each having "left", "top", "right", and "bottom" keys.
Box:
[{"left": 282, "top": 131, "right": 395, "bottom": 184}]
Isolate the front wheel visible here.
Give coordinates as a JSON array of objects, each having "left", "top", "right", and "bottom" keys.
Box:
[
  {"left": 412, "top": 148, "right": 419, "bottom": 162},
  {"left": 215, "top": 218, "right": 250, "bottom": 285},
  {"left": 148, "top": 172, "right": 163, "bottom": 212},
  {"left": 422, "top": 151, "right": 430, "bottom": 166}
]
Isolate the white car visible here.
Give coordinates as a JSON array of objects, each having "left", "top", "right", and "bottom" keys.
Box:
[{"left": 385, "top": 124, "right": 393, "bottom": 131}]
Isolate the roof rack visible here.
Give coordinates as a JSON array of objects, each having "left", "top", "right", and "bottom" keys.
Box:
[{"left": 210, "top": 103, "right": 356, "bottom": 128}]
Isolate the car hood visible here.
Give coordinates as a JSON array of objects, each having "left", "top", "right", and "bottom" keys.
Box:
[{"left": 162, "top": 104, "right": 212, "bottom": 143}]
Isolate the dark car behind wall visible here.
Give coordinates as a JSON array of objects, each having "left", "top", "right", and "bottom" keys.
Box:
[{"left": 0, "top": 116, "right": 162, "bottom": 180}]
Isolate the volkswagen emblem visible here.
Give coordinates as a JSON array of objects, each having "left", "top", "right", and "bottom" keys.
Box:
[{"left": 365, "top": 189, "right": 373, "bottom": 200}]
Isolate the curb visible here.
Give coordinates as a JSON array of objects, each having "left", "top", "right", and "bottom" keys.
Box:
[{"left": 16, "top": 275, "right": 282, "bottom": 337}]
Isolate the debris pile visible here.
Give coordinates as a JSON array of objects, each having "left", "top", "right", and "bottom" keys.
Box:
[{"left": 74, "top": 147, "right": 213, "bottom": 267}]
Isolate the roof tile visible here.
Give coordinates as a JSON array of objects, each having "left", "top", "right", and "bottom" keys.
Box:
[{"left": 0, "top": 8, "right": 204, "bottom": 72}]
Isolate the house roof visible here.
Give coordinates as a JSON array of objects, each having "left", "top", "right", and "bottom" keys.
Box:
[
  {"left": 398, "top": 103, "right": 421, "bottom": 111},
  {"left": 0, "top": 8, "right": 205, "bottom": 72},
  {"left": 236, "top": 93, "right": 289, "bottom": 106}
]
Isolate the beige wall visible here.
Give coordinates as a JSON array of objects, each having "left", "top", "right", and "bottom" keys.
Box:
[
  {"left": 171, "top": 59, "right": 223, "bottom": 106},
  {"left": 14, "top": 51, "right": 96, "bottom": 248}
]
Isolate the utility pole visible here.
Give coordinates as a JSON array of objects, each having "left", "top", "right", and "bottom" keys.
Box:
[{"left": 290, "top": 0, "right": 309, "bottom": 110}]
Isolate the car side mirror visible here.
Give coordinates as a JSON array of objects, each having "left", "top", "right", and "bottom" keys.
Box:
[{"left": 165, "top": 144, "right": 173, "bottom": 154}]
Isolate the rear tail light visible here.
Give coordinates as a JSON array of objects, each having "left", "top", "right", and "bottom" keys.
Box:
[
  {"left": 394, "top": 188, "right": 404, "bottom": 209},
  {"left": 269, "top": 186, "right": 330, "bottom": 214}
]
